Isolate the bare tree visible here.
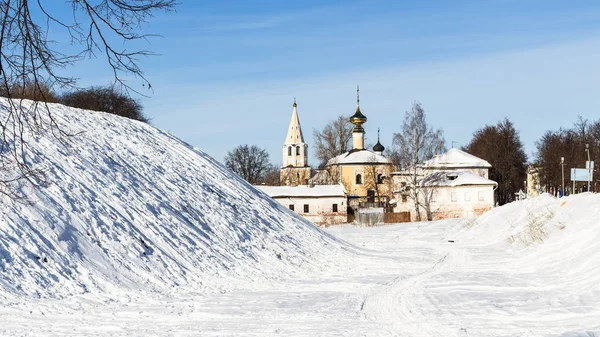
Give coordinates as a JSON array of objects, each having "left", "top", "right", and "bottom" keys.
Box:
[
  {"left": 312, "top": 115, "right": 353, "bottom": 167},
  {"left": 391, "top": 102, "right": 446, "bottom": 221},
  {"left": 263, "top": 164, "right": 281, "bottom": 186},
  {"left": 0, "top": 80, "right": 59, "bottom": 102},
  {"left": 464, "top": 119, "right": 527, "bottom": 205},
  {"left": 60, "top": 86, "right": 149, "bottom": 123},
  {"left": 363, "top": 154, "right": 391, "bottom": 205},
  {"left": 535, "top": 116, "right": 599, "bottom": 194},
  {"left": 0, "top": 0, "right": 176, "bottom": 199},
  {"left": 224, "top": 145, "right": 272, "bottom": 184}
]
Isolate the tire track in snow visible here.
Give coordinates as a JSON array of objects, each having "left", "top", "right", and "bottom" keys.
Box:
[{"left": 361, "top": 242, "right": 469, "bottom": 336}]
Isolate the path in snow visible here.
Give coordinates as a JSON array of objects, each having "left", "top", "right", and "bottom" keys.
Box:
[{"left": 5, "top": 195, "right": 600, "bottom": 337}]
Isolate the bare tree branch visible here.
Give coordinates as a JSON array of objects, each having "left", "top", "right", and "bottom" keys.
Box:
[
  {"left": 0, "top": 0, "right": 176, "bottom": 200},
  {"left": 390, "top": 102, "right": 446, "bottom": 221},
  {"left": 312, "top": 115, "right": 353, "bottom": 168}
]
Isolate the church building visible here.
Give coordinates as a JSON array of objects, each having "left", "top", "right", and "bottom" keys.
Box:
[
  {"left": 280, "top": 99, "right": 311, "bottom": 186},
  {"left": 324, "top": 87, "right": 393, "bottom": 200}
]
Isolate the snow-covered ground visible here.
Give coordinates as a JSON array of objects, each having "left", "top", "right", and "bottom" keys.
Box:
[{"left": 1, "top": 99, "right": 599, "bottom": 336}]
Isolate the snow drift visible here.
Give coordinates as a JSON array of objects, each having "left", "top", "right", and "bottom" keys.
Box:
[{"left": 0, "top": 98, "right": 343, "bottom": 298}]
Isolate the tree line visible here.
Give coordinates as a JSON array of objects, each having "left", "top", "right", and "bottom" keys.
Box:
[{"left": 534, "top": 117, "right": 600, "bottom": 194}]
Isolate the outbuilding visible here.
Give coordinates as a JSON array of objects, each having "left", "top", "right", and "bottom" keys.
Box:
[{"left": 255, "top": 184, "right": 347, "bottom": 225}]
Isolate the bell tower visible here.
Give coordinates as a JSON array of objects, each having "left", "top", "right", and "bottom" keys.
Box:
[{"left": 281, "top": 98, "right": 311, "bottom": 186}]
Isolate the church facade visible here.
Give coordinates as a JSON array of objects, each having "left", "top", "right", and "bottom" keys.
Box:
[{"left": 323, "top": 87, "right": 393, "bottom": 202}]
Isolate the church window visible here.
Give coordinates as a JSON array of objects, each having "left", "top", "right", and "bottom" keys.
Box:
[
  {"left": 332, "top": 204, "right": 338, "bottom": 213},
  {"left": 377, "top": 173, "right": 383, "bottom": 184},
  {"left": 289, "top": 204, "right": 294, "bottom": 211},
  {"left": 288, "top": 146, "right": 292, "bottom": 156},
  {"left": 296, "top": 146, "right": 300, "bottom": 155},
  {"left": 355, "top": 174, "right": 362, "bottom": 185},
  {"left": 303, "top": 204, "right": 309, "bottom": 213}
]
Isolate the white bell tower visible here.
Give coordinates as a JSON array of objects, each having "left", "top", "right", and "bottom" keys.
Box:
[{"left": 281, "top": 98, "right": 311, "bottom": 186}]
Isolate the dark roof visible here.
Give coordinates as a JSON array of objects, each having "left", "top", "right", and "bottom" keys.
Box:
[{"left": 373, "top": 140, "right": 385, "bottom": 152}]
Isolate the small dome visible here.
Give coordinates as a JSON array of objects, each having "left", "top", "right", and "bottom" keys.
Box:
[{"left": 373, "top": 140, "right": 385, "bottom": 152}]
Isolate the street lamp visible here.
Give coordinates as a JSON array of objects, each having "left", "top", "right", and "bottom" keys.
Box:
[
  {"left": 561, "top": 157, "right": 564, "bottom": 196},
  {"left": 586, "top": 144, "right": 591, "bottom": 192}
]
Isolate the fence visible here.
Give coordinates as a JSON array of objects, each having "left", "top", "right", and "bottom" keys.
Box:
[
  {"left": 383, "top": 212, "right": 411, "bottom": 224},
  {"left": 356, "top": 208, "right": 384, "bottom": 226}
]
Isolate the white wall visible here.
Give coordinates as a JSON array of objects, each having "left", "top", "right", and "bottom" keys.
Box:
[
  {"left": 429, "top": 185, "right": 495, "bottom": 217},
  {"left": 272, "top": 196, "right": 347, "bottom": 217},
  {"left": 394, "top": 185, "right": 495, "bottom": 220}
]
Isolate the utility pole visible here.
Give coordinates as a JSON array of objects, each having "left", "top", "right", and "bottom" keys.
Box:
[
  {"left": 586, "top": 144, "right": 591, "bottom": 192},
  {"left": 561, "top": 157, "right": 565, "bottom": 196}
]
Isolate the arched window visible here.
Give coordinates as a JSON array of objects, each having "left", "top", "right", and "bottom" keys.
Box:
[
  {"left": 355, "top": 174, "right": 362, "bottom": 185},
  {"left": 296, "top": 146, "right": 300, "bottom": 155},
  {"left": 377, "top": 173, "right": 383, "bottom": 184},
  {"left": 288, "top": 146, "right": 292, "bottom": 156}
]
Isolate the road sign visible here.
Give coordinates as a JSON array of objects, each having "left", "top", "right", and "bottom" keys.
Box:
[{"left": 571, "top": 168, "right": 593, "bottom": 182}]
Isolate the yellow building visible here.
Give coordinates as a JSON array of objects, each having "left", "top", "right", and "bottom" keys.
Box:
[{"left": 325, "top": 87, "right": 393, "bottom": 200}]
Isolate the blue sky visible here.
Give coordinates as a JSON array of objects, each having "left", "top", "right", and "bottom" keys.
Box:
[{"left": 66, "top": 0, "right": 600, "bottom": 166}]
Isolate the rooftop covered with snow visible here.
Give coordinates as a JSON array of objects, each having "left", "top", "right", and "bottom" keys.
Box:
[
  {"left": 326, "top": 149, "right": 392, "bottom": 166},
  {"left": 419, "top": 170, "right": 497, "bottom": 187},
  {"left": 422, "top": 148, "right": 491, "bottom": 169}
]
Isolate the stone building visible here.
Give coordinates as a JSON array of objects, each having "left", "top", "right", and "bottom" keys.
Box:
[
  {"left": 392, "top": 148, "right": 497, "bottom": 221},
  {"left": 255, "top": 184, "right": 347, "bottom": 225}
]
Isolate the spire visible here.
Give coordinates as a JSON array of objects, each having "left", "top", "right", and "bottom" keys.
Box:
[
  {"left": 357, "top": 85, "right": 360, "bottom": 106},
  {"left": 285, "top": 98, "right": 304, "bottom": 143}
]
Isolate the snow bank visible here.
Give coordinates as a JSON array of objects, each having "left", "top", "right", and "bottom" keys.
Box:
[
  {"left": 458, "top": 193, "right": 600, "bottom": 250},
  {"left": 0, "top": 98, "right": 343, "bottom": 298}
]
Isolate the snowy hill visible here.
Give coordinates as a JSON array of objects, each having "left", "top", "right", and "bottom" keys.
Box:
[{"left": 0, "top": 98, "right": 343, "bottom": 298}]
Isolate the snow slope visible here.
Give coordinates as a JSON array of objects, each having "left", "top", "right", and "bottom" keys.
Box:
[
  {"left": 3, "top": 193, "right": 599, "bottom": 336},
  {"left": 0, "top": 98, "right": 344, "bottom": 299}
]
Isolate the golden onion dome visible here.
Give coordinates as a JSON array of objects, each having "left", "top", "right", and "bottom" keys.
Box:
[{"left": 350, "top": 85, "right": 367, "bottom": 129}]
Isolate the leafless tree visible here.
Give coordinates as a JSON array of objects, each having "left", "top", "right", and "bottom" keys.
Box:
[
  {"left": 535, "top": 116, "right": 599, "bottom": 194},
  {"left": 390, "top": 102, "right": 446, "bottom": 221},
  {"left": 312, "top": 115, "right": 353, "bottom": 167},
  {"left": 224, "top": 145, "right": 272, "bottom": 184},
  {"left": 363, "top": 154, "right": 391, "bottom": 204},
  {"left": 0, "top": 0, "right": 176, "bottom": 199},
  {"left": 464, "top": 118, "right": 527, "bottom": 205},
  {"left": 263, "top": 164, "right": 281, "bottom": 186}
]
